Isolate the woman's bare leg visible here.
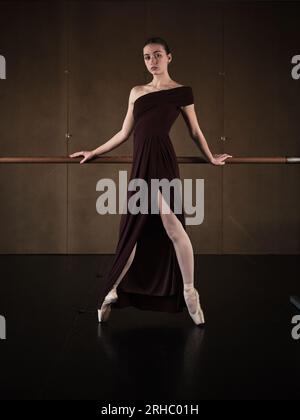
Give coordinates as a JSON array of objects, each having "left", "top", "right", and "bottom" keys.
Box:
[
  {"left": 99, "top": 243, "right": 137, "bottom": 322},
  {"left": 157, "top": 190, "right": 199, "bottom": 313},
  {"left": 106, "top": 243, "right": 137, "bottom": 297}
]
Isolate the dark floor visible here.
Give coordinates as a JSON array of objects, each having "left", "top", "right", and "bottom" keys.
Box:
[{"left": 0, "top": 254, "right": 299, "bottom": 400}]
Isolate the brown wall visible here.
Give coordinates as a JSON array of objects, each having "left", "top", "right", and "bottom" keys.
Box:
[{"left": 0, "top": 0, "right": 299, "bottom": 254}]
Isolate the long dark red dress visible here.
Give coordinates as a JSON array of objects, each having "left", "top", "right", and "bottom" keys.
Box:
[{"left": 98, "top": 86, "right": 194, "bottom": 313}]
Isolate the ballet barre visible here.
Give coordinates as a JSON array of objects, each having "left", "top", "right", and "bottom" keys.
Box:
[{"left": 0, "top": 156, "right": 300, "bottom": 164}]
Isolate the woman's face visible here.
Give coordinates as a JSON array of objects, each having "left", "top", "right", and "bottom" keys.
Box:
[{"left": 143, "top": 43, "right": 171, "bottom": 75}]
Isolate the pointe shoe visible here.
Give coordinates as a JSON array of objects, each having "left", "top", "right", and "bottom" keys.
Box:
[
  {"left": 183, "top": 286, "right": 205, "bottom": 326},
  {"left": 98, "top": 288, "right": 118, "bottom": 323}
]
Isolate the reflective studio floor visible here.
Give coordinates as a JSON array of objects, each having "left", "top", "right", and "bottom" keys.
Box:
[{"left": 0, "top": 254, "right": 299, "bottom": 400}]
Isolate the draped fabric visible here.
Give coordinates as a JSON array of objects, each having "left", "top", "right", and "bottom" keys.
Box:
[{"left": 98, "top": 86, "right": 194, "bottom": 313}]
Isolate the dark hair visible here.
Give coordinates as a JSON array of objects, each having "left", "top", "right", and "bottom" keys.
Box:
[{"left": 143, "top": 37, "right": 171, "bottom": 55}]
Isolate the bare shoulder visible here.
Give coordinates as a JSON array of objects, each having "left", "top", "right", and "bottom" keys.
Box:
[
  {"left": 129, "top": 85, "right": 147, "bottom": 105},
  {"left": 129, "top": 86, "right": 141, "bottom": 104}
]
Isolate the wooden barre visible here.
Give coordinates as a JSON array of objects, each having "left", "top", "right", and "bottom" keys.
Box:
[{"left": 0, "top": 156, "right": 299, "bottom": 164}]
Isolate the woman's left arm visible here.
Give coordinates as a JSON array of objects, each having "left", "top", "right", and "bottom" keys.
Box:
[{"left": 181, "top": 104, "right": 232, "bottom": 165}]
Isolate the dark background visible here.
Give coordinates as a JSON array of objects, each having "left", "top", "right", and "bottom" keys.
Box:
[{"left": 0, "top": 0, "right": 299, "bottom": 254}]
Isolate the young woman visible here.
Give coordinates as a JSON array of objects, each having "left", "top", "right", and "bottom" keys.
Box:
[{"left": 69, "top": 37, "right": 232, "bottom": 326}]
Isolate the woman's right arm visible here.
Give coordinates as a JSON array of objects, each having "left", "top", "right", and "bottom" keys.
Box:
[{"left": 69, "top": 87, "right": 136, "bottom": 164}]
